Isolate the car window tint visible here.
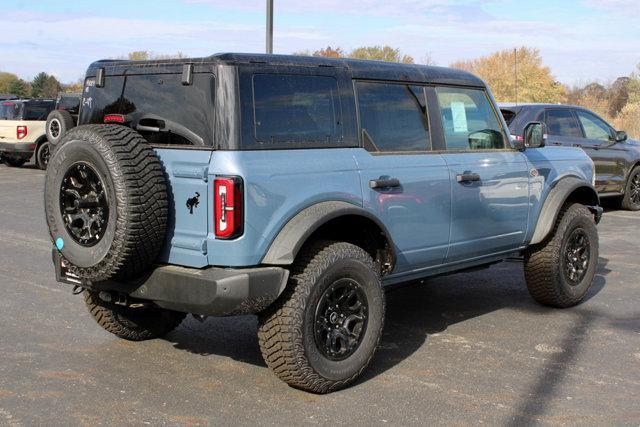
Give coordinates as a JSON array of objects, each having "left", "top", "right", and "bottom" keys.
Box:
[
  {"left": 0, "top": 102, "right": 19, "bottom": 120},
  {"left": 576, "top": 111, "right": 613, "bottom": 142},
  {"left": 356, "top": 82, "right": 429, "bottom": 152},
  {"left": 546, "top": 109, "right": 582, "bottom": 138},
  {"left": 252, "top": 74, "right": 342, "bottom": 145},
  {"left": 121, "top": 73, "right": 215, "bottom": 146},
  {"left": 436, "top": 87, "right": 505, "bottom": 150},
  {"left": 22, "top": 101, "right": 55, "bottom": 120},
  {"left": 79, "top": 76, "right": 125, "bottom": 125}
]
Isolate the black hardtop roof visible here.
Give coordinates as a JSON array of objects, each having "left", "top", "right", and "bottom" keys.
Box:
[{"left": 87, "top": 52, "right": 485, "bottom": 87}]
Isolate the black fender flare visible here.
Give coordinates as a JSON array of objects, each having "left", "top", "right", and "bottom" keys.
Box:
[
  {"left": 530, "top": 176, "right": 600, "bottom": 245},
  {"left": 261, "top": 201, "right": 395, "bottom": 265}
]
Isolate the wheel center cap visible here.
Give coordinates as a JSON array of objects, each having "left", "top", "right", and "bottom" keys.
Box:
[{"left": 329, "top": 312, "right": 339, "bottom": 324}]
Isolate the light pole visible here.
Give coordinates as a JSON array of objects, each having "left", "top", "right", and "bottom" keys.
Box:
[{"left": 266, "top": 0, "right": 273, "bottom": 54}]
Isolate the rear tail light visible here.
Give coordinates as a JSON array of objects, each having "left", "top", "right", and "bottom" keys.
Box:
[
  {"left": 511, "top": 134, "right": 524, "bottom": 141},
  {"left": 103, "top": 114, "right": 125, "bottom": 123},
  {"left": 16, "top": 126, "right": 27, "bottom": 140},
  {"left": 214, "top": 176, "right": 243, "bottom": 239}
]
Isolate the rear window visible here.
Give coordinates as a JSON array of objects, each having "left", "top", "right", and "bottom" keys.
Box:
[
  {"left": 120, "top": 73, "right": 215, "bottom": 146},
  {"left": 251, "top": 74, "right": 342, "bottom": 147},
  {"left": 22, "top": 101, "right": 54, "bottom": 120},
  {"left": 79, "top": 74, "right": 215, "bottom": 146},
  {"left": 0, "top": 102, "right": 19, "bottom": 120}
]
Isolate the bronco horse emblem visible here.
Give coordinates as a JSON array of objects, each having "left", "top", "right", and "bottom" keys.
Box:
[{"left": 186, "top": 192, "right": 200, "bottom": 214}]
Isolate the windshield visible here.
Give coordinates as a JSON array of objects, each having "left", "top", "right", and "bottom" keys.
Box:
[
  {"left": 22, "top": 101, "right": 55, "bottom": 120},
  {"left": 0, "top": 102, "right": 20, "bottom": 120}
]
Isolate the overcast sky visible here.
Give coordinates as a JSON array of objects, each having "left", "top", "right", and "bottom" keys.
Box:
[{"left": 1, "top": 0, "right": 638, "bottom": 85}]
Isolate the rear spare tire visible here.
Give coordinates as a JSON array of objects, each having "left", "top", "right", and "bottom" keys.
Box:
[
  {"left": 44, "top": 124, "right": 168, "bottom": 282},
  {"left": 46, "top": 109, "right": 75, "bottom": 146}
]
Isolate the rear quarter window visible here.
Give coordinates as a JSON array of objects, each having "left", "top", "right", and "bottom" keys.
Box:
[{"left": 245, "top": 74, "right": 343, "bottom": 149}]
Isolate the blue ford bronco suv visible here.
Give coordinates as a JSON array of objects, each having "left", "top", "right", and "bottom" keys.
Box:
[{"left": 45, "top": 53, "right": 602, "bottom": 393}]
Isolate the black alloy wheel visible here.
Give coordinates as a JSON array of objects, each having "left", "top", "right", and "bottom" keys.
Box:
[
  {"left": 562, "top": 228, "right": 590, "bottom": 285},
  {"left": 314, "top": 278, "right": 368, "bottom": 361},
  {"left": 59, "top": 162, "right": 109, "bottom": 246}
]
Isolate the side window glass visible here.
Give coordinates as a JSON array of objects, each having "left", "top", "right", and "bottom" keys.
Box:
[
  {"left": 546, "top": 109, "right": 582, "bottom": 138},
  {"left": 576, "top": 111, "right": 613, "bottom": 142},
  {"left": 356, "top": 82, "right": 429, "bottom": 152},
  {"left": 252, "top": 74, "right": 342, "bottom": 145},
  {"left": 435, "top": 87, "right": 505, "bottom": 150}
]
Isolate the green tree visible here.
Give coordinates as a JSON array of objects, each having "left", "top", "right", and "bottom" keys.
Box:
[
  {"left": 7, "top": 78, "right": 28, "bottom": 97},
  {"left": 349, "top": 45, "right": 414, "bottom": 63},
  {"left": 0, "top": 72, "right": 25, "bottom": 95},
  {"left": 30, "top": 72, "right": 49, "bottom": 98},
  {"left": 42, "top": 75, "right": 62, "bottom": 98},
  {"left": 451, "top": 47, "right": 565, "bottom": 103}
]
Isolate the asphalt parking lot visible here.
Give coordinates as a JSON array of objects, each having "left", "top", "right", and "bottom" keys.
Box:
[{"left": 0, "top": 163, "right": 638, "bottom": 426}]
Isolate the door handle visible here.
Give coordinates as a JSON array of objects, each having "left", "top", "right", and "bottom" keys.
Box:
[
  {"left": 369, "top": 178, "right": 400, "bottom": 189},
  {"left": 456, "top": 173, "right": 481, "bottom": 183}
]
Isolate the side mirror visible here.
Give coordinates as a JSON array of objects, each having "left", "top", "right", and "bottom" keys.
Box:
[
  {"left": 615, "top": 130, "right": 628, "bottom": 142},
  {"left": 523, "top": 122, "right": 547, "bottom": 149}
]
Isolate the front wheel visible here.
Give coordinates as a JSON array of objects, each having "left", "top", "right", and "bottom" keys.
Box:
[
  {"left": 258, "top": 241, "right": 385, "bottom": 394},
  {"left": 620, "top": 166, "right": 640, "bottom": 211},
  {"left": 524, "top": 203, "right": 599, "bottom": 307}
]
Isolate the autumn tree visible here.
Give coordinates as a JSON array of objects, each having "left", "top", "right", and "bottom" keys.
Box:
[
  {"left": 451, "top": 47, "right": 565, "bottom": 103},
  {"left": 125, "top": 51, "right": 186, "bottom": 60},
  {"left": 350, "top": 46, "right": 414, "bottom": 63},
  {"left": 0, "top": 72, "right": 29, "bottom": 97}
]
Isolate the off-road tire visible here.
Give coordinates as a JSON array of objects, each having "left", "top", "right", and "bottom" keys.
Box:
[
  {"left": 258, "top": 241, "right": 385, "bottom": 394},
  {"left": 84, "top": 290, "right": 185, "bottom": 341},
  {"left": 524, "top": 203, "right": 598, "bottom": 307},
  {"left": 44, "top": 125, "right": 168, "bottom": 282},
  {"left": 620, "top": 166, "right": 640, "bottom": 211},
  {"left": 46, "top": 109, "right": 75, "bottom": 147},
  {"left": 35, "top": 141, "right": 50, "bottom": 170},
  {"left": 2, "top": 156, "right": 27, "bottom": 167}
]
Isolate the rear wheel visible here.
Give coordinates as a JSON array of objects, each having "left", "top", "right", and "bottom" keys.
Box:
[
  {"left": 524, "top": 203, "right": 598, "bottom": 307},
  {"left": 84, "top": 290, "right": 185, "bottom": 341},
  {"left": 2, "top": 156, "right": 27, "bottom": 168},
  {"left": 621, "top": 166, "right": 640, "bottom": 211},
  {"left": 258, "top": 241, "right": 385, "bottom": 393},
  {"left": 36, "top": 141, "right": 50, "bottom": 170}
]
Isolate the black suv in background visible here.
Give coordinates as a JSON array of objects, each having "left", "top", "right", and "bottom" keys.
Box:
[{"left": 500, "top": 103, "right": 640, "bottom": 210}]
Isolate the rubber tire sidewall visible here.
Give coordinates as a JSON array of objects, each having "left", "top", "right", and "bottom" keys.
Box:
[
  {"left": 302, "top": 255, "right": 384, "bottom": 382},
  {"left": 45, "top": 138, "right": 119, "bottom": 269}
]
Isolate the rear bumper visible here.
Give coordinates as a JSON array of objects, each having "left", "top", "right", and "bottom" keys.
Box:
[
  {"left": 0, "top": 141, "right": 36, "bottom": 155},
  {"left": 53, "top": 250, "right": 289, "bottom": 316}
]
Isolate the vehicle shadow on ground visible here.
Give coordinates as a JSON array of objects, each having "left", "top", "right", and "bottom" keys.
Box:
[
  {"left": 357, "top": 257, "right": 610, "bottom": 385},
  {"left": 165, "top": 258, "right": 610, "bottom": 380}
]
